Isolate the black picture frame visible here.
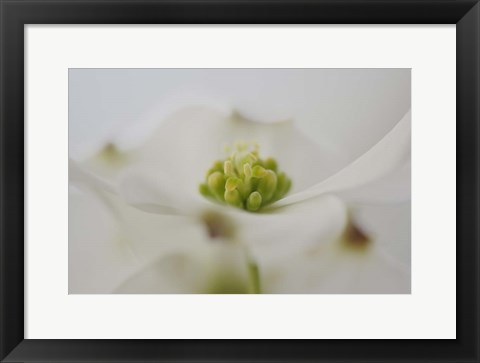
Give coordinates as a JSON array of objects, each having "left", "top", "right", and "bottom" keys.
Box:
[{"left": 1, "top": 1, "right": 478, "bottom": 362}]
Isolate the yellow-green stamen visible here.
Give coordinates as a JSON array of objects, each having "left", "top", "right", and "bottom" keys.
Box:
[{"left": 199, "top": 142, "right": 292, "bottom": 212}]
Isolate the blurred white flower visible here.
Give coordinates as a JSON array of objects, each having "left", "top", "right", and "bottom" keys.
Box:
[{"left": 70, "top": 106, "right": 410, "bottom": 294}]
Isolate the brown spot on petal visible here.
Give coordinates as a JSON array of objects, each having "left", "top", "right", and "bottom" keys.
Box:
[
  {"left": 342, "top": 221, "right": 371, "bottom": 250},
  {"left": 200, "top": 211, "right": 235, "bottom": 240},
  {"left": 97, "top": 143, "right": 129, "bottom": 167}
]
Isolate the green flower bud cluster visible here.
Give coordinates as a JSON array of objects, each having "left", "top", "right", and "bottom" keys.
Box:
[{"left": 199, "top": 142, "right": 292, "bottom": 212}]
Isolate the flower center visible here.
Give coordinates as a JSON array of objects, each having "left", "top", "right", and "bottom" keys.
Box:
[{"left": 199, "top": 142, "right": 292, "bottom": 212}]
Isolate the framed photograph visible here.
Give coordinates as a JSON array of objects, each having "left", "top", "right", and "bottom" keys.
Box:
[{"left": 1, "top": 0, "right": 478, "bottom": 362}]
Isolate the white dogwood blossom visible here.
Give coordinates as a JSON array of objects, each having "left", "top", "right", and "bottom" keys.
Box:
[{"left": 69, "top": 106, "right": 410, "bottom": 294}]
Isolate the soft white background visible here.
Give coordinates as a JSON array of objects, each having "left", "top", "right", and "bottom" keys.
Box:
[{"left": 26, "top": 25, "right": 455, "bottom": 339}]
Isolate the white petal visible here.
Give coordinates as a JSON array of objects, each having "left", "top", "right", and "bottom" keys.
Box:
[
  {"left": 114, "top": 91, "right": 231, "bottom": 150},
  {"left": 351, "top": 201, "right": 411, "bottom": 266},
  {"left": 275, "top": 110, "right": 411, "bottom": 207},
  {"left": 69, "top": 187, "right": 139, "bottom": 293},
  {"left": 112, "top": 253, "right": 207, "bottom": 294},
  {"left": 69, "top": 158, "right": 116, "bottom": 194},
  {"left": 103, "top": 194, "right": 211, "bottom": 262},
  {"left": 113, "top": 242, "right": 250, "bottom": 294},
  {"left": 228, "top": 194, "right": 348, "bottom": 267},
  {"left": 266, "top": 243, "right": 410, "bottom": 294},
  {"left": 351, "top": 248, "right": 410, "bottom": 294},
  {"left": 258, "top": 201, "right": 411, "bottom": 293},
  {"left": 118, "top": 164, "right": 207, "bottom": 215},
  {"left": 339, "top": 160, "right": 411, "bottom": 204},
  {"left": 69, "top": 176, "right": 216, "bottom": 293}
]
